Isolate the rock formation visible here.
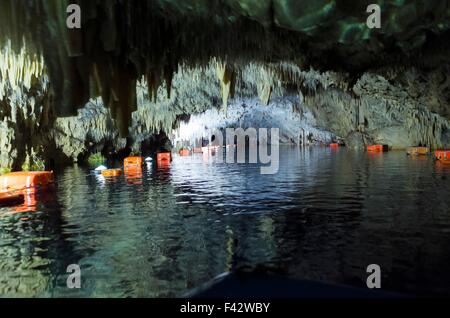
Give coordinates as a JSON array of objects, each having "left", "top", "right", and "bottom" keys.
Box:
[{"left": 0, "top": 1, "right": 449, "bottom": 170}]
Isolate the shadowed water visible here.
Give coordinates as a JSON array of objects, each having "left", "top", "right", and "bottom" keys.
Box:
[{"left": 1, "top": 147, "right": 450, "bottom": 297}]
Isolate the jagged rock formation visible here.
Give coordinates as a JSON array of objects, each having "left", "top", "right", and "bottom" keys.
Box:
[
  {"left": 0, "top": 41, "right": 52, "bottom": 169},
  {"left": 1, "top": 54, "right": 450, "bottom": 169},
  {"left": 1, "top": 0, "right": 449, "bottom": 135},
  {"left": 117, "top": 62, "right": 450, "bottom": 151},
  {"left": 173, "top": 96, "right": 336, "bottom": 148},
  {"left": 302, "top": 68, "right": 450, "bottom": 149},
  {"left": 51, "top": 98, "right": 126, "bottom": 160}
]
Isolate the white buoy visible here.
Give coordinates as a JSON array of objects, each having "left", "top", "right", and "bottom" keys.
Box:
[
  {"left": 145, "top": 157, "right": 153, "bottom": 162},
  {"left": 94, "top": 165, "right": 107, "bottom": 173}
]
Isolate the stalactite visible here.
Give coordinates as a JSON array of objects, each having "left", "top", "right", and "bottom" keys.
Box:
[
  {"left": 112, "top": 66, "right": 137, "bottom": 138},
  {"left": 216, "top": 61, "right": 234, "bottom": 116},
  {"left": 163, "top": 65, "right": 174, "bottom": 99},
  {"left": 0, "top": 0, "right": 447, "bottom": 139},
  {"left": 0, "top": 41, "right": 46, "bottom": 102},
  {"left": 146, "top": 70, "right": 162, "bottom": 103}
]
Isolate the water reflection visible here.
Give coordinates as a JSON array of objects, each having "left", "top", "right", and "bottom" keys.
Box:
[
  {"left": 124, "top": 166, "right": 144, "bottom": 185},
  {"left": 0, "top": 184, "right": 79, "bottom": 297},
  {"left": 0, "top": 148, "right": 450, "bottom": 297}
]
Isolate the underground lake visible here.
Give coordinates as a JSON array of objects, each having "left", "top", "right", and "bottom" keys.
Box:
[{"left": 1, "top": 147, "right": 449, "bottom": 297}]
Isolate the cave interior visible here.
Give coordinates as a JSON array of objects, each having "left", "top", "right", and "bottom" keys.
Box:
[{"left": 0, "top": 0, "right": 449, "bottom": 169}]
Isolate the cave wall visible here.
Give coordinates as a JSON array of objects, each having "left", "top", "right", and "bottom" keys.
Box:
[
  {"left": 57, "top": 61, "right": 450, "bottom": 152},
  {"left": 0, "top": 1, "right": 449, "bottom": 170},
  {"left": 304, "top": 66, "right": 450, "bottom": 149},
  {"left": 51, "top": 98, "right": 126, "bottom": 161},
  {"left": 0, "top": 0, "right": 448, "bottom": 137},
  {"left": 0, "top": 41, "right": 54, "bottom": 169},
  {"left": 1, "top": 53, "right": 450, "bottom": 170},
  {"left": 172, "top": 95, "right": 336, "bottom": 148}
]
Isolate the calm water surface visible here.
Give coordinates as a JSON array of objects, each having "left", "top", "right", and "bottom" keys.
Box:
[{"left": 1, "top": 147, "right": 450, "bottom": 297}]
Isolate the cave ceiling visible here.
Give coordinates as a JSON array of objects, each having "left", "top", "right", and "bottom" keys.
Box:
[{"left": 0, "top": 0, "right": 449, "bottom": 136}]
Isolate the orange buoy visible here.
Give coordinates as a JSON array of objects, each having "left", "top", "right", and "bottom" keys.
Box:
[
  {"left": 0, "top": 171, "right": 54, "bottom": 192},
  {"left": 179, "top": 149, "right": 191, "bottom": 156},
  {"left": 124, "top": 156, "right": 144, "bottom": 167},
  {"left": 0, "top": 192, "right": 24, "bottom": 207},
  {"left": 407, "top": 147, "right": 430, "bottom": 156},
  {"left": 157, "top": 152, "right": 172, "bottom": 164},
  {"left": 367, "top": 145, "right": 388, "bottom": 152},
  {"left": 435, "top": 150, "right": 450, "bottom": 161},
  {"left": 101, "top": 169, "right": 122, "bottom": 177},
  {"left": 329, "top": 143, "right": 339, "bottom": 148},
  {"left": 124, "top": 165, "right": 143, "bottom": 174}
]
